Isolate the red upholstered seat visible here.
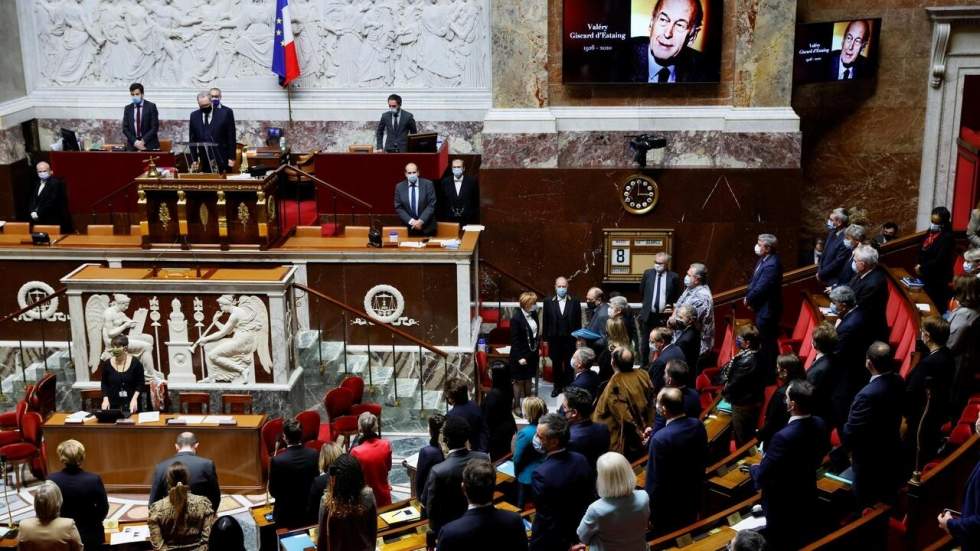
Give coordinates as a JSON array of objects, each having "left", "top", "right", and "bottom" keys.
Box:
[
  {"left": 949, "top": 422, "right": 974, "bottom": 447},
  {"left": 340, "top": 376, "right": 365, "bottom": 404},
  {"left": 324, "top": 387, "right": 355, "bottom": 421},
  {"left": 779, "top": 306, "right": 814, "bottom": 354},
  {"left": 0, "top": 401, "right": 29, "bottom": 447},
  {"left": 31, "top": 373, "right": 57, "bottom": 420},
  {"left": 961, "top": 404, "right": 980, "bottom": 425},
  {"left": 297, "top": 410, "right": 324, "bottom": 452},
  {"left": 0, "top": 412, "right": 45, "bottom": 486},
  {"left": 260, "top": 417, "right": 284, "bottom": 473}
]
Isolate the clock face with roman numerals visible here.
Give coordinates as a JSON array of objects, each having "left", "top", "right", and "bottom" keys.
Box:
[{"left": 620, "top": 175, "right": 659, "bottom": 215}]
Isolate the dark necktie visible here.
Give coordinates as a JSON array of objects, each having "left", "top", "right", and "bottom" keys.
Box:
[
  {"left": 410, "top": 184, "right": 417, "bottom": 217},
  {"left": 657, "top": 67, "right": 670, "bottom": 83},
  {"left": 653, "top": 272, "right": 662, "bottom": 313},
  {"left": 205, "top": 111, "right": 210, "bottom": 127},
  {"left": 393, "top": 113, "right": 398, "bottom": 128},
  {"left": 844, "top": 68, "right": 851, "bottom": 80},
  {"left": 136, "top": 105, "right": 142, "bottom": 138}
]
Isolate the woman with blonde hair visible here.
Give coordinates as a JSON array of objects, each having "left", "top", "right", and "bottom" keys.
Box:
[
  {"left": 307, "top": 441, "right": 344, "bottom": 523},
  {"left": 509, "top": 291, "right": 540, "bottom": 414},
  {"left": 512, "top": 396, "right": 548, "bottom": 509},
  {"left": 148, "top": 462, "right": 215, "bottom": 551},
  {"left": 17, "top": 481, "right": 82, "bottom": 551},
  {"left": 597, "top": 317, "right": 633, "bottom": 381},
  {"left": 575, "top": 452, "right": 650, "bottom": 551},
  {"left": 48, "top": 439, "right": 108, "bottom": 551}
]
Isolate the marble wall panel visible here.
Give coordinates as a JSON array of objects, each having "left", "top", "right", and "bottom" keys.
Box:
[
  {"left": 482, "top": 133, "right": 559, "bottom": 169},
  {"left": 0, "top": 126, "right": 26, "bottom": 165},
  {"left": 732, "top": 0, "right": 796, "bottom": 107},
  {"left": 492, "top": 0, "right": 549, "bottom": 108}
]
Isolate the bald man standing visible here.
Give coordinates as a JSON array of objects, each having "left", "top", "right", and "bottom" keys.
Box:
[
  {"left": 28, "top": 161, "right": 70, "bottom": 232},
  {"left": 394, "top": 163, "right": 437, "bottom": 236}
]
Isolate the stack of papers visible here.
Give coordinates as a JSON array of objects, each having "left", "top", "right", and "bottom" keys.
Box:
[
  {"left": 109, "top": 525, "right": 150, "bottom": 545},
  {"left": 202, "top": 415, "right": 236, "bottom": 424},
  {"left": 379, "top": 505, "right": 421, "bottom": 524},
  {"left": 137, "top": 411, "right": 160, "bottom": 424},
  {"left": 901, "top": 276, "right": 924, "bottom": 289},
  {"left": 916, "top": 303, "right": 932, "bottom": 312},
  {"left": 280, "top": 532, "right": 316, "bottom": 551},
  {"left": 66, "top": 411, "right": 92, "bottom": 422},
  {"left": 174, "top": 415, "right": 206, "bottom": 424},
  {"left": 496, "top": 460, "right": 516, "bottom": 478},
  {"left": 398, "top": 241, "right": 426, "bottom": 248},
  {"left": 462, "top": 224, "right": 485, "bottom": 232}
]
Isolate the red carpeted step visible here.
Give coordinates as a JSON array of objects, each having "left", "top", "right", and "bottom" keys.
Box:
[{"left": 279, "top": 199, "right": 318, "bottom": 232}]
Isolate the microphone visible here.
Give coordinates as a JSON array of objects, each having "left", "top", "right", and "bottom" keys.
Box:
[{"left": 265, "top": 438, "right": 280, "bottom": 505}]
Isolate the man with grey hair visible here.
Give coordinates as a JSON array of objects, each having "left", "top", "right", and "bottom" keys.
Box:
[
  {"left": 640, "top": 252, "right": 681, "bottom": 367},
  {"left": 828, "top": 285, "right": 873, "bottom": 422},
  {"left": 607, "top": 294, "right": 638, "bottom": 349},
  {"left": 746, "top": 234, "right": 783, "bottom": 378},
  {"left": 148, "top": 431, "right": 221, "bottom": 510},
  {"left": 543, "top": 276, "right": 582, "bottom": 396},
  {"left": 530, "top": 413, "right": 592, "bottom": 551},
  {"left": 669, "top": 304, "right": 701, "bottom": 369},
  {"left": 834, "top": 224, "right": 869, "bottom": 285},
  {"left": 188, "top": 89, "right": 237, "bottom": 172},
  {"left": 819, "top": 207, "right": 850, "bottom": 284},
  {"left": 847, "top": 244, "right": 888, "bottom": 340},
  {"left": 567, "top": 346, "right": 599, "bottom": 398},
  {"left": 674, "top": 262, "right": 715, "bottom": 360}
]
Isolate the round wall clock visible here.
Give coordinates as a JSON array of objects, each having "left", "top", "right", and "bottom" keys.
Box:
[{"left": 620, "top": 174, "right": 659, "bottom": 215}]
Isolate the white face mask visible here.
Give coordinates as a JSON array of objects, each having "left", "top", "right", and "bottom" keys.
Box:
[
  {"left": 683, "top": 275, "right": 693, "bottom": 287},
  {"left": 843, "top": 238, "right": 855, "bottom": 249},
  {"left": 964, "top": 261, "right": 975, "bottom": 273},
  {"left": 754, "top": 244, "right": 764, "bottom": 256},
  {"left": 653, "top": 263, "right": 665, "bottom": 273}
]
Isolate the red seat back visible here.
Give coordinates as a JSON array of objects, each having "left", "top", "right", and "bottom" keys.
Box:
[
  {"left": 961, "top": 404, "right": 980, "bottom": 425},
  {"left": 889, "top": 307, "right": 910, "bottom": 348},
  {"left": 340, "top": 376, "right": 365, "bottom": 404},
  {"left": 296, "top": 411, "right": 321, "bottom": 444},
  {"left": 949, "top": 422, "right": 974, "bottom": 446},
  {"left": 886, "top": 281, "right": 901, "bottom": 325},
  {"left": 898, "top": 353, "right": 915, "bottom": 380},
  {"left": 895, "top": 329, "right": 915, "bottom": 364},
  {"left": 21, "top": 412, "right": 42, "bottom": 446},
  {"left": 324, "top": 387, "right": 355, "bottom": 420},
  {"left": 758, "top": 385, "right": 779, "bottom": 429}
]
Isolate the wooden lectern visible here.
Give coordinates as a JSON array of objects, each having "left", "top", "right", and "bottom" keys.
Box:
[{"left": 136, "top": 172, "right": 281, "bottom": 249}]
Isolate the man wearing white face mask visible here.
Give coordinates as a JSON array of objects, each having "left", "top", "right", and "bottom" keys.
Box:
[
  {"left": 745, "top": 234, "right": 783, "bottom": 380},
  {"left": 673, "top": 262, "right": 714, "bottom": 360},
  {"left": 639, "top": 252, "right": 681, "bottom": 368},
  {"left": 818, "top": 208, "right": 849, "bottom": 284},
  {"left": 543, "top": 276, "right": 582, "bottom": 397},
  {"left": 28, "top": 161, "right": 69, "bottom": 232},
  {"left": 438, "top": 158, "right": 480, "bottom": 226},
  {"left": 394, "top": 162, "right": 437, "bottom": 236},
  {"left": 847, "top": 244, "right": 888, "bottom": 340},
  {"left": 963, "top": 249, "right": 980, "bottom": 277}
]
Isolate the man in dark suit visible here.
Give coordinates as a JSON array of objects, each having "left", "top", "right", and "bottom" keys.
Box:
[
  {"left": 629, "top": 0, "right": 717, "bottom": 83},
  {"left": 807, "top": 321, "right": 843, "bottom": 427},
  {"left": 530, "top": 413, "right": 593, "bottom": 551},
  {"left": 269, "top": 418, "right": 319, "bottom": 527},
  {"left": 828, "top": 19, "right": 872, "bottom": 81},
  {"left": 848, "top": 244, "right": 889, "bottom": 341},
  {"left": 122, "top": 82, "right": 160, "bottom": 151},
  {"left": 751, "top": 381, "right": 831, "bottom": 550},
  {"left": 745, "top": 233, "right": 784, "bottom": 379},
  {"left": 446, "top": 379, "right": 489, "bottom": 453},
  {"left": 394, "top": 162, "right": 437, "bottom": 236},
  {"left": 651, "top": 359, "right": 702, "bottom": 433},
  {"left": 842, "top": 341, "right": 906, "bottom": 507},
  {"left": 830, "top": 286, "right": 874, "bottom": 422},
  {"left": 425, "top": 416, "right": 491, "bottom": 548},
  {"left": 438, "top": 158, "right": 480, "bottom": 226},
  {"left": 149, "top": 432, "right": 221, "bottom": 511},
  {"left": 564, "top": 386, "right": 610, "bottom": 471},
  {"left": 648, "top": 327, "right": 687, "bottom": 392},
  {"left": 818, "top": 208, "right": 850, "bottom": 283},
  {"left": 639, "top": 252, "right": 682, "bottom": 368},
  {"left": 567, "top": 348, "right": 600, "bottom": 398},
  {"left": 543, "top": 276, "right": 582, "bottom": 396},
  {"left": 438, "top": 459, "right": 528, "bottom": 550},
  {"left": 48, "top": 439, "right": 109, "bottom": 551},
  {"left": 939, "top": 418, "right": 980, "bottom": 549},
  {"left": 28, "top": 161, "right": 70, "bottom": 231},
  {"left": 375, "top": 94, "right": 418, "bottom": 152},
  {"left": 645, "top": 387, "right": 708, "bottom": 534},
  {"left": 669, "top": 305, "right": 701, "bottom": 371},
  {"left": 188, "top": 90, "right": 236, "bottom": 173}
]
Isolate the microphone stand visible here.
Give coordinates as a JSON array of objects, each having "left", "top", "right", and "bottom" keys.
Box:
[{"left": 265, "top": 439, "right": 279, "bottom": 506}]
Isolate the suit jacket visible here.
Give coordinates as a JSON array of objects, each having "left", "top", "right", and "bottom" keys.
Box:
[
  {"left": 828, "top": 51, "right": 870, "bottom": 80},
  {"left": 351, "top": 437, "right": 393, "bottom": 507},
  {"left": 645, "top": 416, "right": 708, "bottom": 533},
  {"left": 448, "top": 400, "right": 489, "bottom": 453},
  {"left": 509, "top": 310, "right": 539, "bottom": 380},
  {"left": 673, "top": 326, "right": 701, "bottom": 369},
  {"left": 306, "top": 472, "right": 329, "bottom": 524},
  {"left": 375, "top": 109, "right": 417, "bottom": 152},
  {"left": 438, "top": 174, "right": 480, "bottom": 225},
  {"left": 948, "top": 459, "right": 980, "bottom": 550},
  {"left": 148, "top": 451, "right": 221, "bottom": 511},
  {"left": 651, "top": 386, "right": 701, "bottom": 434},
  {"left": 842, "top": 372, "right": 906, "bottom": 505},
  {"left": 188, "top": 106, "right": 236, "bottom": 171},
  {"left": 542, "top": 295, "right": 582, "bottom": 339},
  {"left": 904, "top": 346, "right": 954, "bottom": 428},
  {"left": 269, "top": 445, "right": 320, "bottom": 527},
  {"left": 423, "top": 449, "right": 491, "bottom": 542},
  {"left": 17, "top": 517, "right": 82, "bottom": 551},
  {"left": 530, "top": 450, "right": 593, "bottom": 551},
  {"left": 568, "top": 420, "right": 611, "bottom": 470},
  {"left": 723, "top": 350, "right": 765, "bottom": 406},
  {"left": 746, "top": 254, "right": 783, "bottom": 333},
  {"left": 639, "top": 269, "right": 681, "bottom": 323},
  {"left": 648, "top": 343, "right": 686, "bottom": 392},
  {"left": 394, "top": 178, "right": 437, "bottom": 235},
  {"left": 818, "top": 230, "right": 849, "bottom": 283},
  {"left": 28, "top": 176, "right": 69, "bottom": 229},
  {"left": 629, "top": 38, "right": 718, "bottom": 83},
  {"left": 415, "top": 443, "right": 444, "bottom": 503},
  {"left": 48, "top": 467, "right": 109, "bottom": 550},
  {"left": 848, "top": 266, "right": 889, "bottom": 340},
  {"left": 807, "top": 354, "right": 841, "bottom": 427},
  {"left": 438, "top": 505, "right": 528, "bottom": 551},
  {"left": 483, "top": 387, "right": 517, "bottom": 460},
  {"left": 586, "top": 303, "right": 610, "bottom": 337},
  {"left": 568, "top": 369, "right": 600, "bottom": 399},
  {"left": 751, "top": 416, "right": 830, "bottom": 548},
  {"left": 122, "top": 100, "right": 160, "bottom": 150},
  {"left": 834, "top": 307, "right": 874, "bottom": 416}
]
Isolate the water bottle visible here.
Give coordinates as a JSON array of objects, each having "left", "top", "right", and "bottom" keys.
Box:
[
  {"left": 477, "top": 338, "right": 487, "bottom": 353},
  {"left": 388, "top": 230, "right": 399, "bottom": 244}
]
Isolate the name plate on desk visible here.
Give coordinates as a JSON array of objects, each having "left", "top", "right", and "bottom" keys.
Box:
[{"left": 115, "top": 418, "right": 135, "bottom": 425}]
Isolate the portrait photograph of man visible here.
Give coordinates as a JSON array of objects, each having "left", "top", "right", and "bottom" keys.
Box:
[
  {"left": 793, "top": 18, "right": 880, "bottom": 85},
  {"left": 828, "top": 19, "right": 876, "bottom": 81},
  {"left": 629, "top": 0, "right": 721, "bottom": 84}
]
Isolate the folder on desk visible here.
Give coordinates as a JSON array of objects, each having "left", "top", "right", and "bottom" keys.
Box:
[
  {"left": 496, "top": 460, "right": 516, "bottom": 478},
  {"left": 716, "top": 399, "right": 733, "bottom": 413},
  {"left": 280, "top": 532, "right": 316, "bottom": 551},
  {"left": 379, "top": 505, "right": 421, "bottom": 525}
]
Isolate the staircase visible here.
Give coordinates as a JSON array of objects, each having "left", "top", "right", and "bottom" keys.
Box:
[{"left": 0, "top": 346, "right": 77, "bottom": 411}]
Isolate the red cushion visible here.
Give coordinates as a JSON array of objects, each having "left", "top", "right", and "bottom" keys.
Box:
[
  {"left": 0, "top": 431, "right": 22, "bottom": 447},
  {"left": 324, "top": 388, "right": 355, "bottom": 420},
  {"left": 950, "top": 422, "right": 974, "bottom": 446},
  {"left": 331, "top": 415, "right": 358, "bottom": 433},
  {"left": 0, "top": 442, "right": 37, "bottom": 461}
]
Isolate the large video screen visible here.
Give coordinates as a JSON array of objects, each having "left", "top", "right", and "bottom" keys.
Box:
[
  {"left": 794, "top": 18, "right": 881, "bottom": 84},
  {"left": 562, "top": 0, "right": 723, "bottom": 84}
]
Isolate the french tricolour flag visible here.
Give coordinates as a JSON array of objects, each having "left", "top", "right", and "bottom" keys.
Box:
[{"left": 272, "top": 0, "right": 301, "bottom": 86}]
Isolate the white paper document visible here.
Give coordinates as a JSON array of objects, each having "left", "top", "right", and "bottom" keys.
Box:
[
  {"left": 137, "top": 411, "right": 160, "bottom": 424},
  {"left": 202, "top": 415, "right": 235, "bottom": 424},
  {"left": 66, "top": 411, "right": 92, "bottom": 422},
  {"left": 176, "top": 415, "right": 206, "bottom": 424},
  {"left": 109, "top": 525, "right": 150, "bottom": 545}
]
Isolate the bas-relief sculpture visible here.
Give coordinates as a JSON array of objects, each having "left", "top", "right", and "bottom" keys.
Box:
[
  {"left": 30, "top": 0, "right": 489, "bottom": 90},
  {"left": 192, "top": 294, "right": 271, "bottom": 384},
  {"left": 85, "top": 293, "right": 161, "bottom": 380}
]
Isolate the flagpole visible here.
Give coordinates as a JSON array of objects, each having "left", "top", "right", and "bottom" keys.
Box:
[{"left": 287, "top": 83, "right": 294, "bottom": 126}]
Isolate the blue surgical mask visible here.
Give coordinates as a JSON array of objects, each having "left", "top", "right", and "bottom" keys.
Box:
[
  {"left": 843, "top": 239, "right": 855, "bottom": 250},
  {"left": 452, "top": 167, "right": 463, "bottom": 177},
  {"left": 653, "top": 263, "right": 665, "bottom": 273},
  {"left": 826, "top": 219, "right": 834, "bottom": 230},
  {"left": 556, "top": 287, "right": 567, "bottom": 298},
  {"left": 211, "top": 98, "right": 221, "bottom": 108},
  {"left": 37, "top": 171, "right": 50, "bottom": 180},
  {"left": 532, "top": 434, "right": 545, "bottom": 454},
  {"left": 965, "top": 261, "right": 975, "bottom": 273},
  {"left": 407, "top": 174, "right": 418, "bottom": 184},
  {"left": 684, "top": 275, "right": 693, "bottom": 287},
  {"left": 851, "top": 260, "right": 858, "bottom": 273},
  {"left": 131, "top": 95, "right": 142, "bottom": 105},
  {"left": 929, "top": 223, "right": 941, "bottom": 232},
  {"left": 830, "top": 303, "right": 839, "bottom": 315}
]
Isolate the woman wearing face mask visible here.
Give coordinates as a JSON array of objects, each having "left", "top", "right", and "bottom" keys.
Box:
[
  {"left": 903, "top": 316, "right": 954, "bottom": 464},
  {"left": 512, "top": 397, "right": 547, "bottom": 509},
  {"left": 99, "top": 334, "right": 143, "bottom": 413},
  {"left": 948, "top": 276, "right": 980, "bottom": 415},
  {"left": 961, "top": 248, "right": 980, "bottom": 278},
  {"left": 510, "top": 292, "right": 540, "bottom": 415},
  {"left": 917, "top": 206, "right": 956, "bottom": 312},
  {"left": 720, "top": 325, "right": 765, "bottom": 447},
  {"left": 966, "top": 199, "right": 980, "bottom": 249}
]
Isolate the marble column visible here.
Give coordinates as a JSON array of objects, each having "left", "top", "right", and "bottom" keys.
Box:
[{"left": 732, "top": 0, "right": 798, "bottom": 107}]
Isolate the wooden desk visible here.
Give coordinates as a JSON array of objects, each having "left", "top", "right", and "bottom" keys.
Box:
[
  {"left": 708, "top": 453, "right": 760, "bottom": 492},
  {"left": 55, "top": 234, "right": 143, "bottom": 248},
  {"left": 664, "top": 527, "right": 736, "bottom": 551},
  {"left": 649, "top": 495, "right": 761, "bottom": 551},
  {"left": 43, "top": 412, "right": 265, "bottom": 492},
  {"left": 888, "top": 267, "right": 939, "bottom": 318}
]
